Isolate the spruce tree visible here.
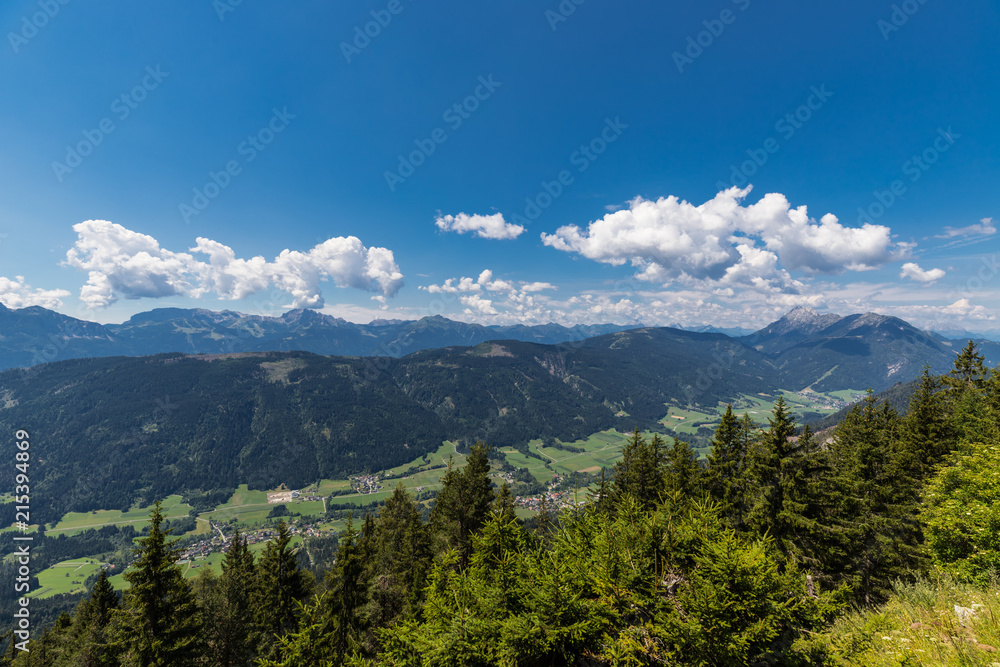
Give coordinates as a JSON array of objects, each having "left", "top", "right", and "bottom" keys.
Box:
[
  {"left": 898, "top": 367, "right": 953, "bottom": 479},
  {"left": 827, "top": 392, "right": 923, "bottom": 604},
  {"left": 204, "top": 531, "right": 258, "bottom": 667},
  {"left": 112, "top": 501, "right": 203, "bottom": 666},
  {"left": 705, "top": 405, "right": 744, "bottom": 520},
  {"left": 745, "top": 397, "right": 796, "bottom": 549},
  {"left": 744, "top": 397, "right": 829, "bottom": 571},
  {"left": 947, "top": 340, "right": 988, "bottom": 392},
  {"left": 368, "top": 485, "right": 431, "bottom": 632},
  {"left": 609, "top": 429, "right": 665, "bottom": 510},
  {"left": 493, "top": 482, "right": 517, "bottom": 523},
  {"left": 663, "top": 437, "right": 701, "bottom": 500},
  {"left": 255, "top": 521, "right": 311, "bottom": 661},
  {"left": 430, "top": 442, "right": 495, "bottom": 565}
]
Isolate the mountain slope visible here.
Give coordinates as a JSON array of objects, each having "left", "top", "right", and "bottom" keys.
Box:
[
  {"left": 740, "top": 308, "right": 979, "bottom": 392},
  {"left": 0, "top": 329, "right": 777, "bottom": 523}
]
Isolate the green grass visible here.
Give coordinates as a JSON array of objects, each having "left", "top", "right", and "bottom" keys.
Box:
[
  {"left": 721, "top": 389, "right": 864, "bottom": 426},
  {"left": 28, "top": 558, "right": 108, "bottom": 599},
  {"left": 498, "top": 430, "right": 638, "bottom": 483},
  {"left": 47, "top": 495, "right": 192, "bottom": 537},
  {"left": 822, "top": 575, "right": 1000, "bottom": 665}
]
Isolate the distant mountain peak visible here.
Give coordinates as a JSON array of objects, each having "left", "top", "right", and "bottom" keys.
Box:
[
  {"left": 784, "top": 305, "right": 820, "bottom": 322},
  {"left": 766, "top": 307, "right": 842, "bottom": 336}
]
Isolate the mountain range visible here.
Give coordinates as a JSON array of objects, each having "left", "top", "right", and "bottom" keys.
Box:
[
  {"left": 1, "top": 302, "right": 994, "bottom": 374},
  {"left": 0, "top": 303, "right": 640, "bottom": 371}
]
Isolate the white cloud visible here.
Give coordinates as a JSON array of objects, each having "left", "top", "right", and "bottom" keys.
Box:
[
  {"left": 935, "top": 217, "right": 997, "bottom": 238},
  {"left": 0, "top": 276, "right": 71, "bottom": 309},
  {"left": 520, "top": 282, "right": 557, "bottom": 293},
  {"left": 459, "top": 294, "right": 498, "bottom": 315},
  {"left": 541, "top": 187, "right": 910, "bottom": 291},
  {"left": 64, "top": 220, "right": 403, "bottom": 309},
  {"left": 900, "top": 262, "right": 946, "bottom": 284},
  {"left": 435, "top": 212, "right": 525, "bottom": 240}
]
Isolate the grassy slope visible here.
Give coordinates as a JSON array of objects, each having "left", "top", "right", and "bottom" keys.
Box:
[{"left": 823, "top": 576, "right": 1000, "bottom": 665}]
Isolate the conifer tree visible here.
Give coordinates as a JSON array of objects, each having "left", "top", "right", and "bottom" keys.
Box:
[
  {"left": 827, "top": 392, "right": 923, "bottom": 604},
  {"left": 610, "top": 429, "right": 665, "bottom": 510},
  {"left": 493, "top": 482, "right": 517, "bottom": 523},
  {"left": 744, "top": 397, "right": 829, "bottom": 571},
  {"left": 898, "top": 367, "right": 953, "bottom": 479},
  {"left": 326, "top": 519, "right": 370, "bottom": 661},
  {"left": 663, "top": 437, "right": 701, "bottom": 499},
  {"left": 430, "top": 442, "right": 495, "bottom": 565},
  {"left": 255, "top": 521, "right": 311, "bottom": 661},
  {"left": 705, "top": 405, "right": 744, "bottom": 521},
  {"left": 203, "top": 531, "right": 258, "bottom": 667},
  {"left": 745, "top": 397, "right": 796, "bottom": 549},
  {"left": 588, "top": 467, "right": 612, "bottom": 515},
  {"left": 111, "top": 501, "right": 202, "bottom": 666},
  {"left": 946, "top": 340, "right": 988, "bottom": 392},
  {"left": 367, "top": 485, "right": 431, "bottom": 633},
  {"left": 72, "top": 569, "right": 120, "bottom": 667}
]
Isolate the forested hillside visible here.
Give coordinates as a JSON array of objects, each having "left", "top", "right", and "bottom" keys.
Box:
[
  {"left": 0, "top": 329, "right": 783, "bottom": 524},
  {"left": 5, "top": 342, "right": 999, "bottom": 665}
]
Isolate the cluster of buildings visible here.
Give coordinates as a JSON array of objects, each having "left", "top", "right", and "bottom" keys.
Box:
[
  {"left": 349, "top": 474, "right": 382, "bottom": 494},
  {"left": 178, "top": 519, "right": 328, "bottom": 565},
  {"left": 514, "top": 491, "right": 578, "bottom": 512}
]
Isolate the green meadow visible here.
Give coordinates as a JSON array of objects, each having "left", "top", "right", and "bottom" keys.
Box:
[
  {"left": 28, "top": 558, "right": 109, "bottom": 599},
  {"left": 47, "top": 495, "right": 193, "bottom": 537}
]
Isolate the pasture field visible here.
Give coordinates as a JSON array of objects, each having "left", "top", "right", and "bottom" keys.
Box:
[
  {"left": 47, "top": 495, "right": 192, "bottom": 537},
  {"left": 723, "top": 388, "right": 862, "bottom": 424},
  {"left": 28, "top": 558, "right": 108, "bottom": 599}
]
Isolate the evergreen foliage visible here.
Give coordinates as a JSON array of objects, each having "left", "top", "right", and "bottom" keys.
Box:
[{"left": 110, "top": 501, "right": 202, "bottom": 667}]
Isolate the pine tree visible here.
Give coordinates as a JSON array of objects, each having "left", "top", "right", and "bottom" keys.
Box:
[
  {"left": 663, "top": 437, "right": 701, "bottom": 500},
  {"left": 203, "top": 531, "right": 258, "bottom": 667},
  {"left": 430, "top": 442, "right": 495, "bottom": 565},
  {"left": 705, "top": 405, "right": 744, "bottom": 519},
  {"left": 111, "top": 501, "right": 203, "bottom": 666},
  {"left": 610, "top": 429, "right": 665, "bottom": 510},
  {"left": 493, "top": 482, "right": 517, "bottom": 523},
  {"left": 827, "top": 392, "right": 923, "bottom": 604},
  {"left": 255, "top": 521, "right": 311, "bottom": 662}
]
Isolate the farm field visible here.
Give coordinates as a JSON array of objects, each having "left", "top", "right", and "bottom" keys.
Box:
[
  {"left": 659, "top": 388, "right": 863, "bottom": 440},
  {"left": 28, "top": 558, "right": 108, "bottom": 599},
  {"left": 47, "top": 495, "right": 193, "bottom": 537}
]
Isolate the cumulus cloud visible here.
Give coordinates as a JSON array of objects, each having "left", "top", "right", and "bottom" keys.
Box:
[
  {"left": 0, "top": 276, "right": 71, "bottom": 309},
  {"left": 63, "top": 220, "right": 403, "bottom": 309},
  {"left": 435, "top": 212, "right": 525, "bottom": 240},
  {"left": 459, "top": 294, "right": 498, "bottom": 315},
  {"left": 420, "top": 269, "right": 559, "bottom": 322},
  {"left": 935, "top": 217, "right": 997, "bottom": 238},
  {"left": 541, "top": 187, "right": 910, "bottom": 292},
  {"left": 900, "top": 262, "right": 946, "bottom": 284}
]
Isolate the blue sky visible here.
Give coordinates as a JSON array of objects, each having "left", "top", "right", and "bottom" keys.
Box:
[{"left": 1, "top": 0, "right": 998, "bottom": 332}]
